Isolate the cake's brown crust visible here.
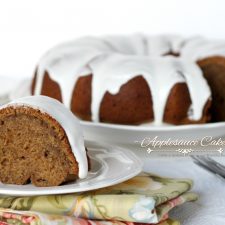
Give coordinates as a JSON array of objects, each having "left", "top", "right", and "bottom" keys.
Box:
[
  {"left": 71, "top": 75, "right": 154, "bottom": 124},
  {"left": 31, "top": 71, "right": 37, "bottom": 95},
  {"left": 71, "top": 75, "right": 210, "bottom": 125},
  {"left": 99, "top": 76, "right": 154, "bottom": 124},
  {"left": 164, "top": 83, "right": 211, "bottom": 124},
  {"left": 32, "top": 71, "right": 62, "bottom": 103},
  {"left": 198, "top": 56, "right": 225, "bottom": 122},
  {"left": 163, "top": 83, "right": 192, "bottom": 124},
  {"left": 71, "top": 75, "right": 92, "bottom": 121},
  {"left": 0, "top": 106, "right": 79, "bottom": 187},
  {"left": 32, "top": 72, "right": 211, "bottom": 125}
]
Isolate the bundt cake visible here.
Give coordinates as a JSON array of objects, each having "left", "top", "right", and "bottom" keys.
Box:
[
  {"left": 0, "top": 96, "right": 88, "bottom": 187},
  {"left": 31, "top": 34, "right": 225, "bottom": 125}
]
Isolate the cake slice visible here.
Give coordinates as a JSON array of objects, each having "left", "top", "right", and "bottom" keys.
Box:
[{"left": 0, "top": 96, "right": 88, "bottom": 187}]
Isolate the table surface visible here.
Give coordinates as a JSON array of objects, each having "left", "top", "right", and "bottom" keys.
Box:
[{"left": 143, "top": 157, "right": 225, "bottom": 225}]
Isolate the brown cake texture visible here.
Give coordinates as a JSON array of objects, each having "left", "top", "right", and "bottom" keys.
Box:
[
  {"left": 32, "top": 72, "right": 211, "bottom": 125},
  {"left": 0, "top": 106, "right": 80, "bottom": 187},
  {"left": 198, "top": 56, "right": 225, "bottom": 122}
]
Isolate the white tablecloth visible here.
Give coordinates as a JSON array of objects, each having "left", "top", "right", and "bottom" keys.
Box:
[{"left": 143, "top": 157, "right": 225, "bottom": 224}]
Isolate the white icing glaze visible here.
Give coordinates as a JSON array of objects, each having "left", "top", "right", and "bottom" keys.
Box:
[
  {"left": 33, "top": 34, "right": 225, "bottom": 125},
  {"left": 145, "top": 35, "right": 184, "bottom": 56},
  {"left": 1, "top": 96, "right": 88, "bottom": 179},
  {"left": 181, "top": 36, "right": 225, "bottom": 60},
  {"left": 104, "top": 34, "right": 146, "bottom": 55}
]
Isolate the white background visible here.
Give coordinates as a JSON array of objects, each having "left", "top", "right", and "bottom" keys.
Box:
[{"left": 0, "top": 0, "right": 225, "bottom": 78}]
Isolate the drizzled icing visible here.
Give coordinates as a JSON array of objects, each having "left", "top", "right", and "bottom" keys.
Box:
[
  {"left": 146, "top": 35, "right": 185, "bottom": 56},
  {"left": 33, "top": 34, "right": 225, "bottom": 125},
  {"left": 1, "top": 96, "right": 88, "bottom": 179},
  {"left": 181, "top": 36, "right": 225, "bottom": 60}
]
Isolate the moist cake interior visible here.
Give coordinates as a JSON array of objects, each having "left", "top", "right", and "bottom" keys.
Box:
[{"left": 0, "top": 106, "right": 78, "bottom": 187}]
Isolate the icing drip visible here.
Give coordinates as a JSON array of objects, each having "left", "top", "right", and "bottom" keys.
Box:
[
  {"left": 33, "top": 34, "right": 224, "bottom": 125},
  {"left": 1, "top": 96, "right": 88, "bottom": 179}
]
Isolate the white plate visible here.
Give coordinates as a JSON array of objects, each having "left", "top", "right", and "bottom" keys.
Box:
[
  {"left": 8, "top": 79, "right": 225, "bottom": 148},
  {"left": 0, "top": 141, "right": 142, "bottom": 196}
]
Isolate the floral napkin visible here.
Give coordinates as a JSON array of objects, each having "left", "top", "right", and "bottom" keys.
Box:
[
  {"left": 0, "top": 173, "right": 197, "bottom": 225},
  {"left": 0, "top": 209, "right": 180, "bottom": 225}
]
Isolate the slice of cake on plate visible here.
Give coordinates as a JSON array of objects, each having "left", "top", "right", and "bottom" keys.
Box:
[{"left": 0, "top": 96, "right": 88, "bottom": 187}]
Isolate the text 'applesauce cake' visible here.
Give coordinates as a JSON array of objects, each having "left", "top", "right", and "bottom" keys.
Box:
[{"left": 0, "top": 96, "right": 88, "bottom": 187}]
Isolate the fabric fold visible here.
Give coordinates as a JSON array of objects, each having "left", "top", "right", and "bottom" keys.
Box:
[
  {"left": 0, "top": 209, "right": 180, "bottom": 225},
  {"left": 0, "top": 173, "right": 197, "bottom": 224}
]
